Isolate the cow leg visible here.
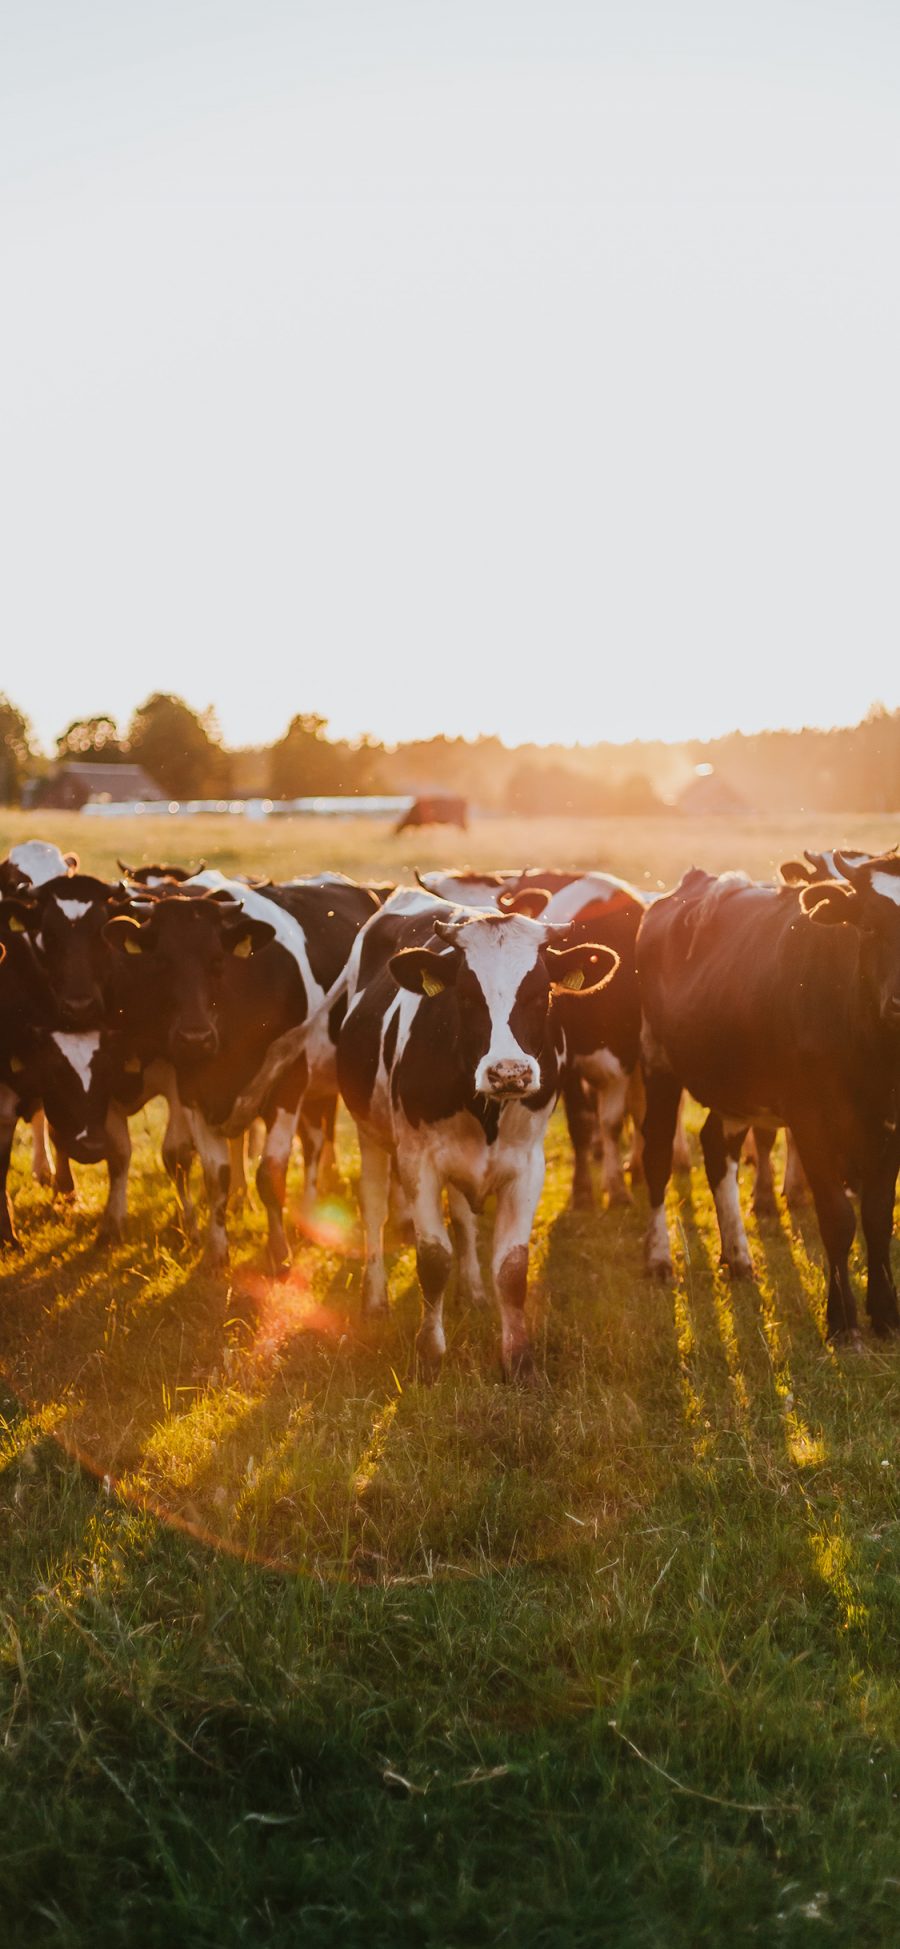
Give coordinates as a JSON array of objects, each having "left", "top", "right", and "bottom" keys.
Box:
[
  {"left": 491, "top": 1149, "right": 545, "bottom": 1379},
  {"left": 595, "top": 1065, "right": 631, "bottom": 1207},
  {"left": 357, "top": 1131, "right": 391, "bottom": 1317},
  {"left": 298, "top": 1093, "right": 341, "bottom": 1207},
  {"left": 642, "top": 1069, "right": 682, "bottom": 1278},
  {"left": 161, "top": 1082, "right": 198, "bottom": 1242},
  {"left": 749, "top": 1124, "right": 778, "bottom": 1219},
  {"left": 257, "top": 1104, "right": 298, "bottom": 1277},
  {"left": 0, "top": 1090, "right": 20, "bottom": 1250},
  {"left": 188, "top": 1115, "right": 231, "bottom": 1270},
  {"left": 860, "top": 1145, "right": 900, "bottom": 1336},
  {"left": 564, "top": 1074, "right": 596, "bottom": 1209},
  {"left": 31, "top": 1110, "right": 54, "bottom": 1188},
  {"left": 407, "top": 1164, "right": 453, "bottom": 1379},
  {"left": 671, "top": 1094, "right": 692, "bottom": 1174},
  {"left": 782, "top": 1131, "right": 811, "bottom": 1209},
  {"left": 792, "top": 1135, "right": 859, "bottom": 1342},
  {"left": 626, "top": 1066, "right": 646, "bottom": 1183},
  {"left": 228, "top": 1135, "right": 249, "bottom": 1207},
  {"left": 97, "top": 1104, "right": 132, "bottom": 1244},
  {"left": 53, "top": 1145, "right": 76, "bottom": 1202},
  {"left": 700, "top": 1113, "right": 753, "bottom": 1277},
  {"left": 447, "top": 1184, "right": 487, "bottom": 1309}
]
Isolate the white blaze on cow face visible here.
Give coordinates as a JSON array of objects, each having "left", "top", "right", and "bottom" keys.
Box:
[
  {"left": 55, "top": 899, "right": 92, "bottom": 922},
  {"left": 458, "top": 918, "right": 545, "bottom": 1098},
  {"left": 9, "top": 841, "right": 72, "bottom": 888},
  {"left": 51, "top": 1032, "right": 100, "bottom": 1092}
]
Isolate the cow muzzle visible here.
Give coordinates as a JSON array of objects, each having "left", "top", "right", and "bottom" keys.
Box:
[
  {"left": 59, "top": 996, "right": 102, "bottom": 1028},
  {"left": 476, "top": 1058, "right": 540, "bottom": 1098},
  {"left": 171, "top": 1027, "right": 219, "bottom": 1060}
]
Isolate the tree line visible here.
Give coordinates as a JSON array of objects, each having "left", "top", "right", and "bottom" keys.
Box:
[{"left": 1, "top": 691, "right": 898, "bottom": 815}]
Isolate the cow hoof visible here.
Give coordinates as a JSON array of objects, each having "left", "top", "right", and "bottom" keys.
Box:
[
  {"left": 605, "top": 1185, "right": 633, "bottom": 1210},
  {"left": 502, "top": 1346, "right": 536, "bottom": 1384},
  {"left": 33, "top": 1167, "right": 54, "bottom": 1190},
  {"left": 414, "top": 1330, "right": 445, "bottom": 1382},
  {"left": 645, "top": 1258, "right": 672, "bottom": 1282},
  {"left": 269, "top": 1257, "right": 292, "bottom": 1283},
  {"left": 827, "top": 1327, "right": 866, "bottom": 1355},
  {"left": 726, "top": 1256, "right": 754, "bottom": 1281},
  {"left": 96, "top": 1219, "right": 124, "bottom": 1246},
  {"left": 201, "top": 1250, "right": 230, "bottom": 1275},
  {"left": 752, "top": 1194, "right": 778, "bottom": 1222},
  {"left": 460, "top": 1283, "right": 489, "bottom": 1311}
]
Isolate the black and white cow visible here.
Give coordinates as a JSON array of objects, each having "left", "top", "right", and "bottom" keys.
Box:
[
  {"left": 336, "top": 891, "right": 619, "bottom": 1376},
  {"left": 637, "top": 857, "right": 900, "bottom": 1342},
  {"left": 418, "top": 865, "right": 690, "bottom": 1205},
  {"left": 103, "top": 871, "right": 383, "bottom": 1268},
  {"left": 0, "top": 899, "right": 130, "bottom": 1246},
  {"left": 0, "top": 841, "right": 79, "bottom": 1186}
]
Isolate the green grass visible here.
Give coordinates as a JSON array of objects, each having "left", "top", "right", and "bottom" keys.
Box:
[
  {"left": 1, "top": 1102, "right": 898, "bottom": 1948},
  {"left": 1, "top": 812, "right": 899, "bottom": 1945}
]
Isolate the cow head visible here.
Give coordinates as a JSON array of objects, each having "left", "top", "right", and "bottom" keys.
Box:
[
  {"left": 15, "top": 875, "right": 126, "bottom": 1028},
  {"left": 800, "top": 851, "right": 900, "bottom": 1029},
  {"left": 389, "top": 912, "right": 618, "bottom": 1098},
  {"left": 118, "top": 860, "right": 205, "bottom": 886},
  {"left": 103, "top": 893, "right": 275, "bottom": 1063},
  {"left": 780, "top": 848, "right": 874, "bottom": 888}
]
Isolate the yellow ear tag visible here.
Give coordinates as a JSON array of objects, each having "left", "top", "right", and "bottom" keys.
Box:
[
  {"left": 123, "top": 1055, "right": 142, "bottom": 1074},
  {"left": 560, "top": 967, "right": 585, "bottom": 991},
  {"left": 232, "top": 935, "right": 253, "bottom": 958},
  {"left": 123, "top": 933, "right": 143, "bottom": 955},
  {"left": 9, "top": 1055, "right": 24, "bottom": 1074},
  {"left": 8, "top": 914, "right": 25, "bottom": 933},
  {"left": 421, "top": 970, "right": 444, "bottom": 998}
]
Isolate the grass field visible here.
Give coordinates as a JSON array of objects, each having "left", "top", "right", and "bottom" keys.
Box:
[{"left": 1, "top": 812, "right": 898, "bottom": 1946}]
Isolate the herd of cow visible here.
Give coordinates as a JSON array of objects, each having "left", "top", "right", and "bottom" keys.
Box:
[{"left": 0, "top": 836, "right": 898, "bottom": 1376}]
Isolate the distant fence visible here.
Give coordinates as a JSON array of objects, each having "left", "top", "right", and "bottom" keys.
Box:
[{"left": 80, "top": 796, "right": 417, "bottom": 821}]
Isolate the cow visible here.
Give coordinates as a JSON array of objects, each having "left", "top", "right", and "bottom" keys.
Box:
[
  {"left": 748, "top": 850, "right": 892, "bottom": 1216},
  {"left": 0, "top": 899, "right": 131, "bottom": 1246},
  {"left": 394, "top": 795, "right": 468, "bottom": 835},
  {"left": 335, "top": 890, "right": 619, "bottom": 1376},
  {"left": 103, "top": 872, "right": 384, "bottom": 1269},
  {"left": 419, "top": 865, "right": 691, "bottom": 1205},
  {"left": 636, "top": 856, "right": 900, "bottom": 1344},
  {"left": 118, "top": 860, "right": 205, "bottom": 887},
  {"left": 0, "top": 841, "right": 79, "bottom": 1186}
]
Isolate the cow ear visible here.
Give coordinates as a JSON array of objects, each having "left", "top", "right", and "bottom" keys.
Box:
[
  {"left": 779, "top": 859, "right": 814, "bottom": 887},
  {"left": 389, "top": 946, "right": 457, "bottom": 996},
  {"left": 103, "top": 915, "right": 152, "bottom": 954},
  {"left": 222, "top": 917, "right": 276, "bottom": 957},
  {"left": 499, "top": 887, "right": 551, "bottom": 918},
  {"left": 545, "top": 942, "right": 619, "bottom": 992},
  {"left": 799, "top": 880, "right": 859, "bottom": 926},
  {"left": 0, "top": 898, "right": 37, "bottom": 938}
]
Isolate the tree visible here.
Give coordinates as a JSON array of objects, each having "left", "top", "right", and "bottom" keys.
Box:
[
  {"left": 56, "top": 714, "right": 124, "bottom": 763},
  {"left": 269, "top": 715, "right": 383, "bottom": 799},
  {"left": 127, "top": 694, "right": 231, "bottom": 799},
  {"left": 0, "top": 695, "right": 34, "bottom": 804}
]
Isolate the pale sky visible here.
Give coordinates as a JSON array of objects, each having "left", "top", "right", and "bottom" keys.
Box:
[{"left": 2, "top": 2, "right": 898, "bottom": 754}]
